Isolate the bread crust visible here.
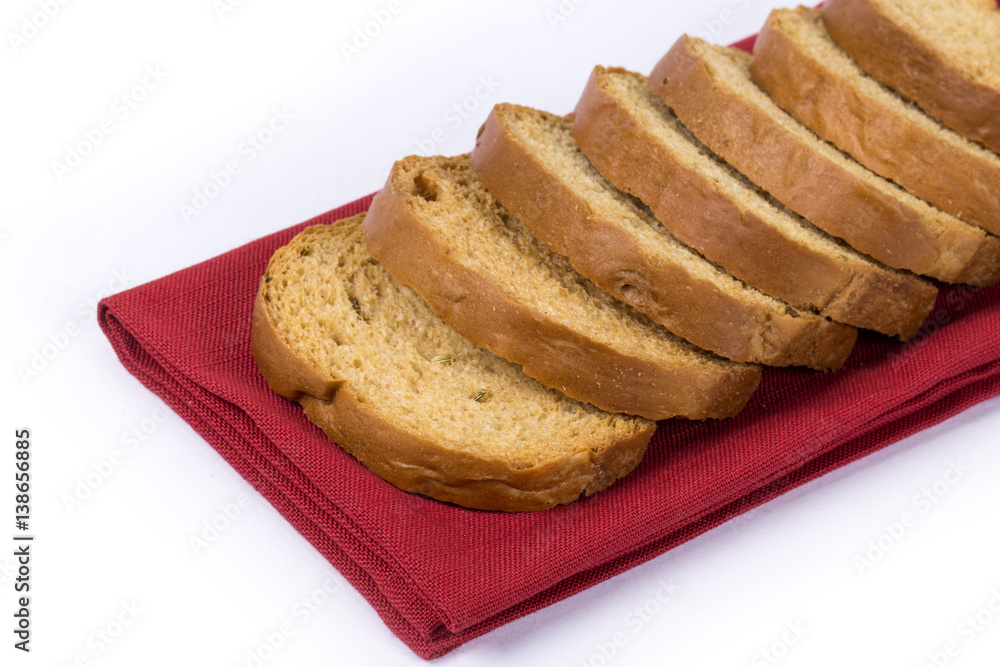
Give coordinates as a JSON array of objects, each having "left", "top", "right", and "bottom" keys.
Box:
[
  {"left": 822, "top": 0, "right": 1000, "bottom": 154},
  {"left": 250, "top": 227, "right": 654, "bottom": 512},
  {"left": 364, "top": 161, "right": 762, "bottom": 419},
  {"left": 653, "top": 34, "right": 1000, "bottom": 286},
  {"left": 469, "top": 106, "right": 857, "bottom": 369},
  {"left": 298, "top": 390, "right": 650, "bottom": 513},
  {"left": 573, "top": 65, "right": 936, "bottom": 340},
  {"left": 251, "top": 283, "right": 343, "bottom": 402},
  {"left": 752, "top": 7, "right": 1000, "bottom": 241}
]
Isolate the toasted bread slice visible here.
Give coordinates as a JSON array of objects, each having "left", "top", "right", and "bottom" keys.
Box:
[
  {"left": 469, "top": 102, "right": 857, "bottom": 369},
  {"left": 822, "top": 0, "right": 1000, "bottom": 154},
  {"left": 751, "top": 6, "right": 1000, "bottom": 239},
  {"left": 251, "top": 214, "right": 656, "bottom": 512},
  {"left": 364, "top": 155, "right": 763, "bottom": 420},
  {"left": 651, "top": 33, "right": 1000, "bottom": 285},
  {"left": 572, "top": 65, "right": 938, "bottom": 340}
]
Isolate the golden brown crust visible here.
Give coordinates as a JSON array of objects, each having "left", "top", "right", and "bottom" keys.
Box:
[
  {"left": 573, "top": 64, "right": 936, "bottom": 340},
  {"left": 751, "top": 7, "right": 1000, "bottom": 241},
  {"left": 249, "top": 215, "right": 655, "bottom": 512},
  {"left": 654, "top": 34, "right": 1000, "bottom": 286},
  {"left": 251, "top": 281, "right": 342, "bottom": 402},
  {"left": 822, "top": 0, "right": 1000, "bottom": 154},
  {"left": 298, "top": 390, "right": 651, "bottom": 513},
  {"left": 469, "top": 105, "right": 857, "bottom": 369},
  {"left": 364, "top": 163, "right": 762, "bottom": 419}
]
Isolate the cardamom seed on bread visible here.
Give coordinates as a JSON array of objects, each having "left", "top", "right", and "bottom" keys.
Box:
[{"left": 251, "top": 214, "right": 656, "bottom": 512}]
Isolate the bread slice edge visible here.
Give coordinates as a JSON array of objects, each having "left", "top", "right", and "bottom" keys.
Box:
[{"left": 250, "top": 216, "right": 656, "bottom": 512}]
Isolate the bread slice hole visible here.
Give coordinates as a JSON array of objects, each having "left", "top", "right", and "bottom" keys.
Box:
[
  {"left": 413, "top": 173, "right": 440, "bottom": 202},
  {"left": 350, "top": 296, "right": 366, "bottom": 322}
]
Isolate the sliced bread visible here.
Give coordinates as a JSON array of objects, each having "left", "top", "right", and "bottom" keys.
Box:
[
  {"left": 364, "top": 155, "right": 763, "bottom": 420},
  {"left": 650, "top": 34, "right": 1000, "bottom": 285},
  {"left": 571, "top": 65, "right": 938, "bottom": 341},
  {"left": 251, "top": 214, "right": 656, "bottom": 512},
  {"left": 469, "top": 102, "right": 857, "bottom": 369},
  {"left": 822, "top": 0, "right": 1000, "bottom": 154},
  {"left": 750, "top": 6, "right": 1000, "bottom": 239}
]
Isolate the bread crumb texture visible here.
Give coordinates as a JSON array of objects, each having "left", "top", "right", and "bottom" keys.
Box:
[{"left": 258, "top": 215, "right": 652, "bottom": 472}]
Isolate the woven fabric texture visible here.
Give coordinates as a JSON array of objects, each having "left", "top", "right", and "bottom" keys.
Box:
[{"left": 96, "top": 37, "right": 1000, "bottom": 661}]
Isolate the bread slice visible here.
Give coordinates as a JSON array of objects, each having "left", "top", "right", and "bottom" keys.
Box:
[
  {"left": 751, "top": 6, "right": 1000, "bottom": 240},
  {"left": 822, "top": 0, "right": 1000, "bottom": 154},
  {"left": 364, "top": 155, "right": 762, "bottom": 420},
  {"left": 469, "top": 102, "right": 857, "bottom": 369},
  {"left": 571, "top": 65, "right": 938, "bottom": 341},
  {"left": 251, "top": 214, "right": 656, "bottom": 512},
  {"left": 650, "top": 34, "right": 1000, "bottom": 286}
]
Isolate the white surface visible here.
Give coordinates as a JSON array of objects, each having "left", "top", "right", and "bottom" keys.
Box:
[{"left": 3, "top": 1, "right": 999, "bottom": 665}]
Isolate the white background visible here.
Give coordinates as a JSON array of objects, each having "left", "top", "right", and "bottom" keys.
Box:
[{"left": 3, "top": 0, "right": 999, "bottom": 665}]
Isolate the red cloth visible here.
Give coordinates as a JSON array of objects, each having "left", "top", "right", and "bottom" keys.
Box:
[
  {"left": 98, "top": 37, "right": 1000, "bottom": 659},
  {"left": 99, "top": 194, "right": 1000, "bottom": 658}
]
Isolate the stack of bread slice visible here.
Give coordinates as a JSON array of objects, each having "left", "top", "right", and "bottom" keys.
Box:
[{"left": 253, "top": 0, "right": 1000, "bottom": 511}]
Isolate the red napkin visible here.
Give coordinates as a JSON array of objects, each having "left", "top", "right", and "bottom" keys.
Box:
[{"left": 98, "top": 38, "right": 1000, "bottom": 660}]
